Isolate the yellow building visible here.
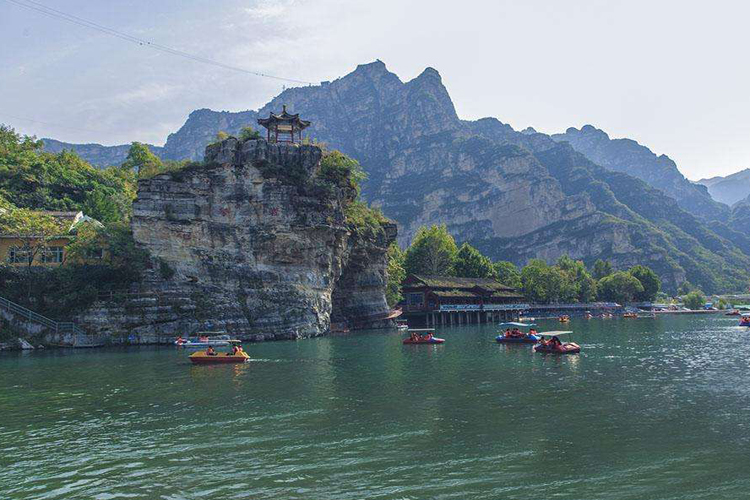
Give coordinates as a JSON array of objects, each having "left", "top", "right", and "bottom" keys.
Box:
[{"left": 0, "top": 211, "right": 102, "bottom": 267}]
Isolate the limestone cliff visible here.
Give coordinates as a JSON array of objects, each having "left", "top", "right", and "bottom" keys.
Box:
[{"left": 78, "top": 138, "right": 396, "bottom": 340}]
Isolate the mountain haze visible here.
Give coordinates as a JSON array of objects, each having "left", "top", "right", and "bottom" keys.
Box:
[{"left": 38, "top": 61, "right": 750, "bottom": 292}]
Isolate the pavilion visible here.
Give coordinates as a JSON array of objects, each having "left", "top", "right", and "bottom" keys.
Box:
[{"left": 257, "top": 105, "right": 311, "bottom": 143}]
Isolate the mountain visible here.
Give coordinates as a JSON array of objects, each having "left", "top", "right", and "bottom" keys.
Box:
[
  {"left": 697, "top": 168, "right": 750, "bottom": 206},
  {"left": 40, "top": 61, "right": 750, "bottom": 292},
  {"left": 41, "top": 138, "right": 163, "bottom": 168},
  {"left": 551, "top": 125, "right": 728, "bottom": 221}
]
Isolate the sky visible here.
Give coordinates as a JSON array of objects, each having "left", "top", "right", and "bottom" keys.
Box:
[{"left": 1, "top": 0, "right": 749, "bottom": 180}]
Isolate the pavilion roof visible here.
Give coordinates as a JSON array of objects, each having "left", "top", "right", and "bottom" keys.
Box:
[
  {"left": 407, "top": 274, "right": 518, "bottom": 292},
  {"left": 257, "top": 105, "right": 311, "bottom": 130}
]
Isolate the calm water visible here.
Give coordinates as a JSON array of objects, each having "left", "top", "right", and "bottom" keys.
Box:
[{"left": 1, "top": 315, "right": 749, "bottom": 500}]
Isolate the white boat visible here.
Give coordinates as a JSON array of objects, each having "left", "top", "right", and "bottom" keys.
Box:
[{"left": 174, "top": 333, "right": 240, "bottom": 348}]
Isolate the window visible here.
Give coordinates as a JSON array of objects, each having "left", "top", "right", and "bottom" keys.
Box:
[
  {"left": 86, "top": 248, "right": 104, "bottom": 260},
  {"left": 408, "top": 293, "right": 424, "bottom": 305},
  {"left": 41, "top": 246, "right": 64, "bottom": 264},
  {"left": 8, "top": 246, "right": 30, "bottom": 264}
]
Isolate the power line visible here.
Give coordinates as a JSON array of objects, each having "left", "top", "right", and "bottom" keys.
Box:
[{"left": 3, "top": 0, "right": 316, "bottom": 85}]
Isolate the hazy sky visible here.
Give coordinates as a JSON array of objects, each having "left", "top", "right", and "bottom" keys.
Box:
[{"left": 1, "top": 0, "right": 749, "bottom": 180}]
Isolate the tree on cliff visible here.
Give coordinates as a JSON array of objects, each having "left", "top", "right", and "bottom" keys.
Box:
[
  {"left": 403, "top": 225, "right": 457, "bottom": 276},
  {"left": 122, "top": 142, "right": 163, "bottom": 177},
  {"left": 386, "top": 242, "right": 406, "bottom": 307},
  {"left": 493, "top": 261, "right": 521, "bottom": 288},
  {"left": 453, "top": 243, "right": 497, "bottom": 279},
  {"left": 629, "top": 265, "right": 661, "bottom": 302},
  {"left": 597, "top": 271, "right": 644, "bottom": 303}
]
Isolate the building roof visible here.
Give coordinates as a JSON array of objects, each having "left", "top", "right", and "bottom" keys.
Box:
[
  {"left": 431, "top": 289, "right": 480, "bottom": 299},
  {"left": 0, "top": 210, "right": 103, "bottom": 238},
  {"left": 257, "top": 105, "right": 311, "bottom": 131},
  {"left": 407, "top": 275, "right": 517, "bottom": 292}
]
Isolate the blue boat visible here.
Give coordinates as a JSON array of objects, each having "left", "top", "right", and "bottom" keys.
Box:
[
  {"left": 495, "top": 322, "right": 540, "bottom": 344},
  {"left": 496, "top": 334, "right": 540, "bottom": 344}
]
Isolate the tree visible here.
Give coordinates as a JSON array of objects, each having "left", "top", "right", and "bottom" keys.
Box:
[
  {"left": 215, "top": 131, "right": 229, "bottom": 142},
  {"left": 122, "top": 142, "right": 163, "bottom": 177},
  {"left": 554, "top": 255, "right": 597, "bottom": 302},
  {"left": 521, "top": 259, "right": 569, "bottom": 304},
  {"left": 82, "top": 187, "right": 122, "bottom": 224},
  {"left": 677, "top": 281, "right": 694, "bottom": 295},
  {"left": 494, "top": 261, "right": 521, "bottom": 288},
  {"left": 629, "top": 265, "right": 661, "bottom": 302},
  {"left": 592, "top": 259, "right": 613, "bottom": 280},
  {"left": 597, "top": 271, "right": 644, "bottom": 303},
  {"left": 403, "top": 224, "right": 458, "bottom": 277},
  {"left": 683, "top": 290, "right": 706, "bottom": 310},
  {"left": 385, "top": 242, "right": 406, "bottom": 307},
  {"left": 453, "top": 242, "right": 497, "bottom": 279},
  {"left": 239, "top": 126, "right": 262, "bottom": 141}
]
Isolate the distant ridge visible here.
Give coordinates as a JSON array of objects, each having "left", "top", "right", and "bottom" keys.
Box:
[{"left": 696, "top": 168, "right": 750, "bottom": 206}]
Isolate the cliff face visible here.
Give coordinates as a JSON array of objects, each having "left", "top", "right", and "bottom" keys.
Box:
[{"left": 78, "top": 138, "right": 395, "bottom": 340}]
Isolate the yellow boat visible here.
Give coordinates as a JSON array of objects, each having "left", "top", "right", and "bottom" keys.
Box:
[
  {"left": 558, "top": 315, "right": 570, "bottom": 323},
  {"left": 189, "top": 349, "right": 249, "bottom": 364}
]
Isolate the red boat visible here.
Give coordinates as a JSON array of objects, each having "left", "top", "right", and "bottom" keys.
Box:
[
  {"left": 403, "top": 329, "right": 445, "bottom": 345},
  {"left": 534, "top": 331, "right": 580, "bottom": 354},
  {"left": 535, "top": 342, "right": 581, "bottom": 354}
]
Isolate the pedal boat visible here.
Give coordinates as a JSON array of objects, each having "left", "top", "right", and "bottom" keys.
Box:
[
  {"left": 175, "top": 333, "right": 240, "bottom": 348},
  {"left": 403, "top": 329, "right": 445, "bottom": 344},
  {"left": 740, "top": 313, "right": 750, "bottom": 327},
  {"left": 190, "top": 350, "right": 250, "bottom": 364},
  {"left": 534, "top": 342, "right": 581, "bottom": 354}
]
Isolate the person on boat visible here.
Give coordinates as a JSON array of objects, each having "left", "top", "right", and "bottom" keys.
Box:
[
  {"left": 538, "top": 336, "right": 547, "bottom": 346},
  {"left": 504, "top": 328, "right": 511, "bottom": 337},
  {"left": 528, "top": 328, "right": 537, "bottom": 337},
  {"left": 206, "top": 346, "right": 217, "bottom": 356},
  {"left": 550, "top": 336, "right": 562, "bottom": 347},
  {"left": 230, "top": 345, "right": 240, "bottom": 355},
  {"left": 410, "top": 332, "right": 418, "bottom": 342}
]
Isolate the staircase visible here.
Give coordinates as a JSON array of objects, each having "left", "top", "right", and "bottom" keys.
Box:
[{"left": 0, "top": 296, "right": 95, "bottom": 346}]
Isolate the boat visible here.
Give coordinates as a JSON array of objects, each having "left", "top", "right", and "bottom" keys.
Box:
[
  {"left": 189, "top": 349, "right": 250, "bottom": 364},
  {"left": 174, "top": 333, "right": 240, "bottom": 348},
  {"left": 558, "top": 315, "right": 570, "bottom": 323},
  {"left": 534, "top": 331, "right": 580, "bottom": 354},
  {"left": 623, "top": 312, "right": 638, "bottom": 318},
  {"left": 725, "top": 309, "right": 740, "bottom": 316},
  {"left": 403, "top": 329, "right": 445, "bottom": 345},
  {"left": 495, "top": 322, "right": 540, "bottom": 344},
  {"left": 739, "top": 313, "right": 750, "bottom": 327},
  {"left": 583, "top": 312, "right": 593, "bottom": 320},
  {"left": 396, "top": 319, "right": 409, "bottom": 331}
]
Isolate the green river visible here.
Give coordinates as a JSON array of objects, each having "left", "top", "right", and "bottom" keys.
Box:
[{"left": 1, "top": 315, "right": 749, "bottom": 499}]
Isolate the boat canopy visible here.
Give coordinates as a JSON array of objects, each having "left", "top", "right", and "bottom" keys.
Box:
[
  {"left": 408, "top": 328, "right": 435, "bottom": 332},
  {"left": 499, "top": 322, "right": 536, "bottom": 327},
  {"left": 537, "top": 330, "right": 573, "bottom": 336}
]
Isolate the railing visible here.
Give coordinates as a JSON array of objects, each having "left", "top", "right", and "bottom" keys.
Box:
[
  {"left": 0, "top": 296, "right": 86, "bottom": 336},
  {"left": 438, "top": 303, "right": 530, "bottom": 312}
]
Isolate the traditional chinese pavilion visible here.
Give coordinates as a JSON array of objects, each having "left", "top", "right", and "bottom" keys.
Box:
[{"left": 256, "top": 105, "right": 311, "bottom": 143}]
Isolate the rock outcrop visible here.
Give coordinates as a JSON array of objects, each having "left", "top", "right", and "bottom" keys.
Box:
[{"left": 78, "top": 138, "right": 396, "bottom": 340}]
